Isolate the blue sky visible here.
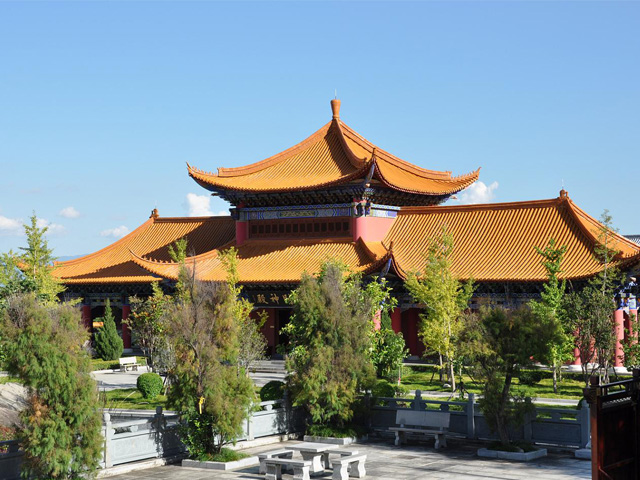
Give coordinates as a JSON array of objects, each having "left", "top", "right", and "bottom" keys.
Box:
[{"left": 0, "top": 1, "right": 638, "bottom": 256}]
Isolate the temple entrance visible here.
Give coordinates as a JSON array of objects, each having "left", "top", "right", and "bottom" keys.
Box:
[{"left": 275, "top": 308, "right": 292, "bottom": 358}]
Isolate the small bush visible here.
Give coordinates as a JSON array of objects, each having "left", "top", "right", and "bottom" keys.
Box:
[
  {"left": 371, "top": 379, "right": 396, "bottom": 398},
  {"left": 192, "top": 447, "right": 249, "bottom": 463},
  {"left": 518, "top": 370, "right": 545, "bottom": 386},
  {"left": 307, "top": 424, "right": 363, "bottom": 438},
  {"left": 137, "top": 372, "right": 163, "bottom": 400},
  {"left": 260, "top": 380, "right": 285, "bottom": 402}
]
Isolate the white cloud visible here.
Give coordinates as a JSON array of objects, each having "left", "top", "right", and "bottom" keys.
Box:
[
  {"left": 101, "top": 225, "right": 130, "bottom": 238},
  {"left": 185, "top": 193, "right": 214, "bottom": 217},
  {"left": 215, "top": 210, "right": 230, "bottom": 216},
  {"left": 59, "top": 206, "right": 80, "bottom": 219},
  {"left": 36, "top": 218, "right": 65, "bottom": 235},
  {"left": 0, "top": 215, "right": 23, "bottom": 235},
  {"left": 457, "top": 181, "right": 499, "bottom": 205}
]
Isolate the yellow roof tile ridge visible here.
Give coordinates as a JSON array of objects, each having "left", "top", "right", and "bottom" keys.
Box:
[
  {"left": 396, "top": 197, "right": 561, "bottom": 216},
  {"left": 333, "top": 119, "right": 369, "bottom": 169},
  {"left": 359, "top": 239, "right": 390, "bottom": 261},
  {"left": 374, "top": 162, "right": 480, "bottom": 195},
  {"left": 213, "top": 121, "right": 334, "bottom": 178},
  {"left": 340, "top": 122, "right": 458, "bottom": 180},
  {"left": 54, "top": 216, "right": 155, "bottom": 269},
  {"left": 563, "top": 197, "right": 640, "bottom": 259},
  {"left": 129, "top": 250, "right": 180, "bottom": 280}
]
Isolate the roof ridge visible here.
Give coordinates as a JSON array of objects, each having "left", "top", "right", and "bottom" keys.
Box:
[
  {"left": 332, "top": 119, "right": 370, "bottom": 169},
  {"left": 212, "top": 121, "right": 333, "bottom": 178},
  {"left": 54, "top": 216, "right": 155, "bottom": 268},
  {"left": 397, "top": 197, "right": 561, "bottom": 215},
  {"left": 339, "top": 121, "right": 456, "bottom": 180},
  {"left": 564, "top": 198, "right": 640, "bottom": 258}
]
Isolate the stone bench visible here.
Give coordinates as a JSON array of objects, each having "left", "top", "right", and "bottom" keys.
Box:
[
  {"left": 331, "top": 453, "right": 367, "bottom": 480},
  {"left": 264, "top": 458, "right": 312, "bottom": 480},
  {"left": 118, "top": 357, "right": 141, "bottom": 372},
  {"left": 389, "top": 410, "right": 450, "bottom": 449},
  {"left": 258, "top": 449, "right": 294, "bottom": 474}
]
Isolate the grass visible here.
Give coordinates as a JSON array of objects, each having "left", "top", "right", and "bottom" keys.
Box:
[
  {"left": 101, "top": 388, "right": 167, "bottom": 410},
  {"left": 0, "top": 376, "right": 22, "bottom": 385},
  {"left": 399, "top": 365, "right": 595, "bottom": 400}
]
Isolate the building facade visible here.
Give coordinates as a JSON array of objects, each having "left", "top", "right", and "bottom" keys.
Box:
[{"left": 54, "top": 100, "right": 640, "bottom": 364}]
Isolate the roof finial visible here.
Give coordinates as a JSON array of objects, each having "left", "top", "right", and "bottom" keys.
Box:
[
  {"left": 331, "top": 98, "right": 341, "bottom": 119},
  {"left": 150, "top": 208, "right": 159, "bottom": 219}
]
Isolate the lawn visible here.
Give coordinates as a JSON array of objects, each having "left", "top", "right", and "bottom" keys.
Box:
[
  {"left": 101, "top": 388, "right": 167, "bottom": 410},
  {"left": 399, "top": 365, "right": 600, "bottom": 400}
]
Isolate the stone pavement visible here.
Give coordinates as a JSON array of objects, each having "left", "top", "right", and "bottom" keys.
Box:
[{"left": 105, "top": 438, "right": 590, "bottom": 480}]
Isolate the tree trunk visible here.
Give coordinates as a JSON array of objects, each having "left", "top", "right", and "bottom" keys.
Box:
[
  {"left": 496, "top": 370, "right": 514, "bottom": 446},
  {"left": 438, "top": 354, "right": 444, "bottom": 383},
  {"left": 449, "top": 360, "right": 456, "bottom": 392},
  {"left": 552, "top": 365, "right": 558, "bottom": 394}
]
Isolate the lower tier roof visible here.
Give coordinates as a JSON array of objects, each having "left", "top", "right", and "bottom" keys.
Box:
[{"left": 53, "top": 193, "right": 640, "bottom": 286}]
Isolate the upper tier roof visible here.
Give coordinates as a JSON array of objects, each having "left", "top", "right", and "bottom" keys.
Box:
[
  {"left": 384, "top": 191, "right": 640, "bottom": 282},
  {"left": 52, "top": 212, "right": 235, "bottom": 284},
  {"left": 54, "top": 192, "right": 640, "bottom": 286},
  {"left": 187, "top": 100, "right": 479, "bottom": 199}
]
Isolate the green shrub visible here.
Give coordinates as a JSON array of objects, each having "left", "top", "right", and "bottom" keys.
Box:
[
  {"left": 94, "top": 300, "right": 123, "bottom": 361},
  {"left": 371, "top": 379, "right": 396, "bottom": 398},
  {"left": 518, "top": 370, "right": 545, "bottom": 386},
  {"left": 137, "top": 372, "right": 163, "bottom": 400},
  {"left": 260, "top": 380, "right": 285, "bottom": 402}
]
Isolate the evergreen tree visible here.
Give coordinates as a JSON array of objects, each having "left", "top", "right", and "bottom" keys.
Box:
[
  {"left": 20, "top": 214, "right": 65, "bottom": 305},
  {"left": 529, "top": 238, "right": 573, "bottom": 393},
  {"left": 284, "top": 261, "right": 386, "bottom": 433},
  {"left": 94, "top": 299, "right": 123, "bottom": 361},
  {"left": 405, "top": 229, "right": 474, "bottom": 391},
  {"left": 1, "top": 294, "right": 102, "bottom": 478},
  {"left": 165, "top": 248, "right": 254, "bottom": 457},
  {"left": 460, "top": 306, "right": 560, "bottom": 447}
]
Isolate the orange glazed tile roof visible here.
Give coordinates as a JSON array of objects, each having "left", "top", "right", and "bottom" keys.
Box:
[
  {"left": 187, "top": 101, "right": 479, "bottom": 196},
  {"left": 130, "top": 238, "right": 390, "bottom": 284},
  {"left": 53, "top": 214, "right": 235, "bottom": 284},
  {"left": 383, "top": 192, "right": 640, "bottom": 282}
]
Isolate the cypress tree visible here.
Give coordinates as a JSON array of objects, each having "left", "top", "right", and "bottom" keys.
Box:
[
  {"left": 94, "top": 299, "right": 123, "bottom": 361},
  {"left": 1, "top": 294, "right": 102, "bottom": 478}
]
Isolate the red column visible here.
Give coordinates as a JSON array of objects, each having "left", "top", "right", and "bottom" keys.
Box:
[
  {"left": 629, "top": 295, "right": 637, "bottom": 342},
  {"left": 390, "top": 308, "right": 402, "bottom": 333},
  {"left": 373, "top": 310, "right": 381, "bottom": 330},
  {"left": 81, "top": 304, "right": 92, "bottom": 331},
  {"left": 236, "top": 221, "right": 249, "bottom": 246},
  {"left": 614, "top": 307, "right": 625, "bottom": 367},
  {"left": 122, "top": 304, "right": 131, "bottom": 349},
  {"left": 406, "top": 309, "right": 420, "bottom": 356}
]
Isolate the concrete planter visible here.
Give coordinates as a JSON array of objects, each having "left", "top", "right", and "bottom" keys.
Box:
[
  {"left": 182, "top": 456, "right": 259, "bottom": 471},
  {"left": 477, "top": 447, "right": 547, "bottom": 462},
  {"left": 303, "top": 435, "right": 368, "bottom": 445}
]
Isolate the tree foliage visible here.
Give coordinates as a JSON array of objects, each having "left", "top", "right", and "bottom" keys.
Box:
[
  {"left": 284, "top": 260, "right": 381, "bottom": 431},
  {"left": 94, "top": 299, "right": 123, "bottom": 361},
  {"left": 0, "top": 294, "right": 102, "bottom": 478},
  {"left": 126, "top": 282, "right": 172, "bottom": 372},
  {"left": 460, "top": 306, "right": 560, "bottom": 447},
  {"left": 370, "top": 311, "right": 407, "bottom": 379},
  {"left": 405, "top": 229, "right": 473, "bottom": 391},
  {"left": 164, "top": 249, "right": 254, "bottom": 456},
  {"left": 528, "top": 238, "right": 573, "bottom": 394},
  {"left": 563, "top": 210, "right": 622, "bottom": 386}
]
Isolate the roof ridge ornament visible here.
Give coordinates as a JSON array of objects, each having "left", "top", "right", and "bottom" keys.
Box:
[
  {"left": 150, "top": 208, "right": 159, "bottom": 219},
  {"left": 331, "top": 98, "right": 341, "bottom": 119},
  {"left": 559, "top": 189, "right": 569, "bottom": 199}
]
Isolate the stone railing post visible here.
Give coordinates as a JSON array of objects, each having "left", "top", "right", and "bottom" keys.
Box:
[
  {"left": 103, "top": 412, "right": 113, "bottom": 468},
  {"left": 247, "top": 408, "right": 255, "bottom": 441},
  {"left": 523, "top": 397, "right": 533, "bottom": 443},
  {"left": 283, "top": 390, "right": 290, "bottom": 434},
  {"left": 578, "top": 400, "right": 590, "bottom": 448},
  {"left": 413, "top": 390, "right": 422, "bottom": 411},
  {"left": 154, "top": 406, "right": 164, "bottom": 457},
  {"left": 467, "top": 393, "right": 476, "bottom": 439}
]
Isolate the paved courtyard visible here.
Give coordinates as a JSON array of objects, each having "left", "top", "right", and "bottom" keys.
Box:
[{"left": 106, "top": 438, "right": 590, "bottom": 480}]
